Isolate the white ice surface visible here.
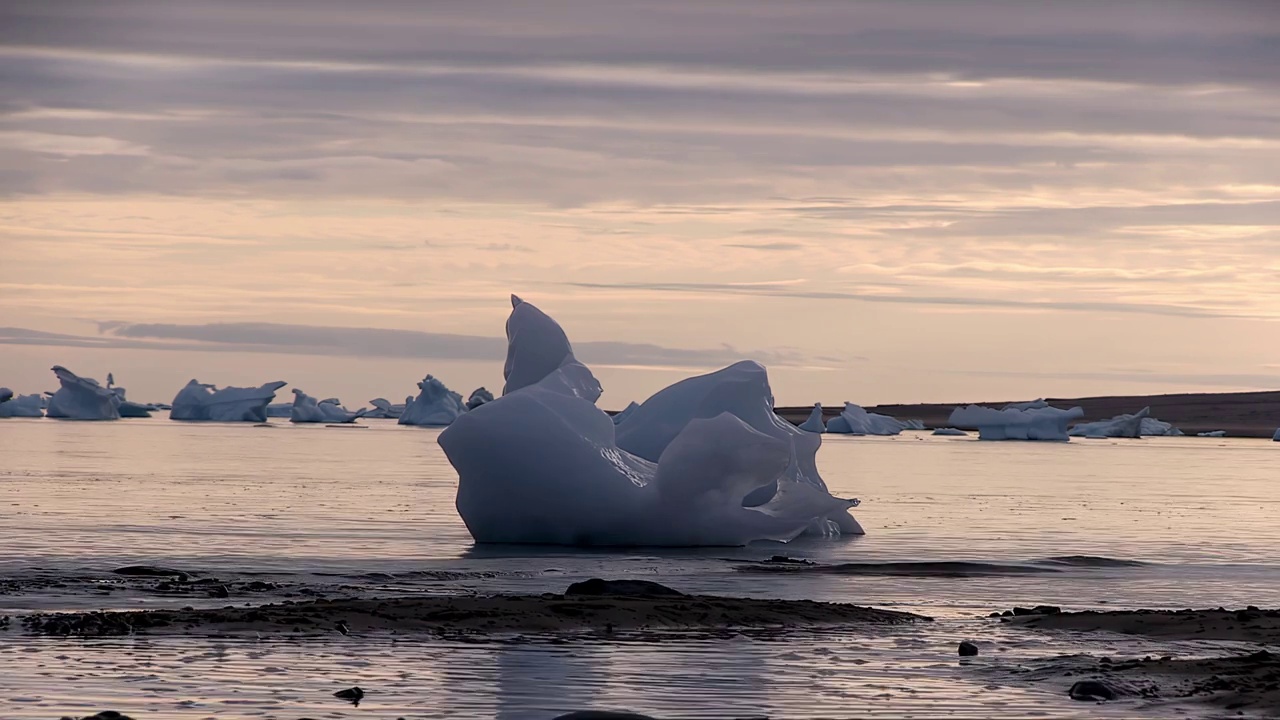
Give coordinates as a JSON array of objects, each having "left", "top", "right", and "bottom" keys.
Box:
[
  {"left": 437, "top": 296, "right": 859, "bottom": 546},
  {"left": 824, "top": 402, "right": 908, "bottom": 436},
  {"left": 399, "top": 376, "right": 466, "bottom": 426},
  {"left": 45, "top": 366, "right": 120, "bottom": 420},
  {"left": 170, "top": 379, "right": 287, "bottom": 422},
  {"left": 949, "top": 403, "right": 1084, "bottom": 441},
  {"left": 1068, "top": 407, "right": 1152, "bottom": 438},
  {"left": 0, "top": 392, "right": 44, "bottom": 418},
  {"left": 798, "top": 403, "right": 826, "bottom": 433},
  {"left": 289, "top": 389, "right": 366, "bottom": 424}
]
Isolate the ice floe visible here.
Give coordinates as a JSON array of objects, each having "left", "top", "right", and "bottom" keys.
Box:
[
  {"left": 1068, "top": 407, "right": 1151, "bottom": 438},
  {"left": 45, "top": 366, "right": 121, "bottom": 420},
  {"left": 931, "top": 428, "right": 968, "bottom": 436},
  {"left": 949, "top": 403, "right": 1084, "bottom": 441},
  {"left": 399, "top": 376, "right": 466, "bottom": 426},
  {"left": 289, "top": 389, "right": 366, "bottom": 424},
  {"left": 437, "top": 295, "right": 860, "bottom": 546},
  {"left": 1197, "top": 430, "right": 1227, "bottom": 438},
  {"left": 170, "top": 379, "right": 287, "bottom": 422},
  {"left": 0, "top": 391, "right": 44, "bottom": 418},
  {"left": 825, "top": 402, "right": 910, "bottom": 435}
]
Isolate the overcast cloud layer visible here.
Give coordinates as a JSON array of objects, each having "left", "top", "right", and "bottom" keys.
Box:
[{"left": 1, "top": 1, "right": 1277, "bottom": 405}]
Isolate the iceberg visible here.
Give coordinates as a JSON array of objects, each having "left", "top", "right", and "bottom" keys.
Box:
[
  {"left": 437, "top": 295, "right": 860, "bottom": 546},
  {"left": 104, "top": 376, "right": 153, "bottom": 418},
  {"left": 290, "top": 389, "right": 366, "bottom": 424},
  {"left": 465, "top": 387, "right": 494, "bottom": 411},
  {"left": 1273, "top": 428, "right": 1280, "bottom": 441},
  {"left": 399, "top": 375, "right": 466, "bottom": 426},
  {"left": 611, "top": 400, "right": 640, "bottom": 425},
  {"left": 0, "top": 391, "right": 44, "bottom": 418},
  {"left": 948, "top": 403, "right": 1084, "bottom": 441},
  {"left": 1197, "top": 430, "right": 1227, "bottom": 438},
  {"left": 171, "top": 379, "right": 287, "bottom": 422},
  {"left": 45, "top": 366, "right": 121, "bottom": 420},
  {"left": 1003, "top": 398, "right": 1049, "bottom": 411},
  {"left": 825, "top": 402, "right": 909, "bottom": 436},
  {"left": 1068, "top": 407, "right": 1152, "bottom": 439},
  {"left": 932, "top": 427, "right": 968, "bottom": 436},
  {"left": 264, "top": 402, "right": 293, "bottom": 418},
  {"left": 798, "top": 403, "right": 826, "bottom": 433},
  {"left": 365, "top": 397, "right": 408, "bottom": 419}
]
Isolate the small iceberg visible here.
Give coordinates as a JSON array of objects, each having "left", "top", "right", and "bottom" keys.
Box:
[
  {"left": 171, "top": 379, "right": 287, "bottom": 422},
  {"left": 0, "top": 389, "right": 44, "bottom": 418},
  {"left": 1068, "top": 407, "right": 1151, "bottom": 439},
  {"left": 465, "top": 387, "right": 494, "bottom": 411},
  {"left": 798, "top": 403, "right": 826, "bottom": 433},
  {"left": 825, "top": 402, "right": 909, "bottom": 435},
  {"left": 399, "top": 375, "right": 466, "bottom": 426},
  {"left": 290, "top": 389, "right": 367, "bottom": 424},
  {"left": 932, "top": 427, "right": 968, "bottom": 436},
  {"left": 437, "top": 295, "right": 860, "bottom": 546},
  {"left": 611, "top": 400, "right": 640, "bottom": 425},
  {"left": 105, "top": 375, "right": 153, "bottom": 418},
  {"left": 949, "top": 403, "right": 1084, "bottom": 441},
  {"left": 1272, "top": 428, "right": 1280, "bottom": 441},
  {"left": 45, "top": 366, "right": 120, "bottom": 420},
  {"left": 366, "top": 397, "right": 408, "bottom": 419},
  {"left": 1197, "top": 430, "right": 1227, "bottom": 438}
]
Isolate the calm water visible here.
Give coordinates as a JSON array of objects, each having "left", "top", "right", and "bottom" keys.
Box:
[{"left": 1, "top": 416, "right": 1277, "bottom": 718}]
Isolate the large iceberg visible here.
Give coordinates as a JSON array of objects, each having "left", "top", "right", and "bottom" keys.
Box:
[
  {"left": 399, "top": 375, "right": 466, "bottom": 426},
  {"left": 0, "top": 390, "right": 44, "bottom": 418},
  {"left": 1068, "top": 407, "right": 1152, "bottom": 438},
  {"left": 465, "top": 387, "right": 494, "bottom": 410},
  {"left": 171, "top": 379, "right": 287, "bottom": 422},
  {"left": 949, "top": 403, "right": 1084, "bottom": 441},
  {"left": 825, "top": 402, "right": 909, "bottom": 435},
  {"left": 798, "top": 403, "right": 826, "bottom": 433},
  {"left": 290, "top": 389, "right": 366, "bottom": 424},
  {"left": 45, "top": 366, "right": 121, "bottom": 420},
  {"left": 437, "top": 295, "right": 860, "bottom": 546}
]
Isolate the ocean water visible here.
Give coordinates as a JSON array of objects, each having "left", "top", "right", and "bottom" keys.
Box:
[{"left": 1, "top": 417, "right": 1277, "bottom": 718}]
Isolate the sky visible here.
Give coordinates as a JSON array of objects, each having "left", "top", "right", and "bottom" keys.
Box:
[{"left": 2, "top": 0, "right": 1279, "bottom": 408}]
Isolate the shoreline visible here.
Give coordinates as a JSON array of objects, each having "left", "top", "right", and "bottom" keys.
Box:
[{"left": 773, "top": 389, "right": 1280, "bottom": 438}]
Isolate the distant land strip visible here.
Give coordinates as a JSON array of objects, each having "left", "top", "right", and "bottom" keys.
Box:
[{"left": 770, "top": 390, "right": 1280, "bottom": 439}]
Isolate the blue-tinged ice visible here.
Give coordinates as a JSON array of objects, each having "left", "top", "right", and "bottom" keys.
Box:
[
  {"left": 289, "top": 389, "right": 366, "bottom": 424},
  {"left": 1272, "top": 428, "right": 1280, "bottom": 441},
  {"left": 465, "top": 387, "right": 494, "bottom": 410},
  {"left": 399, "top": 375, "right": 466, "bottom": 426},
  {"left": 1066, "top": 407, "right": 1183, "bottom": 438},
  {"left": 437, "top": 296, "right": 860, "bottom": 546},
  {"left": 171, "top": 379, "right": 287, "bottom": 422},
  {"left": 799, "top": 403, "right": 826, "bottom": 433},
  {"left": 949, "top": 403, "right": 1084, "bottom": 441},
  {"left": 0, "top": 390, "right": 44, "bottom": 418},
  {"left": 1197, "top": 430, "right": 1227, "bottom": 438},
  {"left": 611, "top": 401, "right": 640, "bottom": 425},
  {"left": 825, "top": 402, "right": 909, "bottom": 435},
  {"left": 45, "top": 366, "right": 121, "bottom": 420},
  {"left": 932, "top": 427, "right": 968, "bottom": 436}
]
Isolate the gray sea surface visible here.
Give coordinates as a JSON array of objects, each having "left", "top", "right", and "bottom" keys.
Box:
[{"left": 1, "top": 417, "right": 1276, "bottom": 718}]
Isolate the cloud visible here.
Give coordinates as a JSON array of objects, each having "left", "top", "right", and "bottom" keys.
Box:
[{"left": 0, "top": 321, "right": 826, "bottom": 370}]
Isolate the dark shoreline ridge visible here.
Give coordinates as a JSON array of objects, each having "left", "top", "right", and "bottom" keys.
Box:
[
  {"left": 18, "top": 581, "right": 930, "bottom": 637},
  {"left": 772, "top": 389, "right": 1280, "bottom": 438}
]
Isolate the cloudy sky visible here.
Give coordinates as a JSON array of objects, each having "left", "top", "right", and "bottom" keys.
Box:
[{"left": 2, "top": 1, "right": 1278, "bottom": 407}]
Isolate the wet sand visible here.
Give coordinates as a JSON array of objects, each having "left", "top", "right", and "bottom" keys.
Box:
[
  {"left": 1009, "top": 606, "right": 1280, "bottom": 644},
  {"left": 19, "top": 588, "right": 929, "bottom": 637},
  {"left": 1006, "top": 607, "right": 1280, "bottom": 714}
]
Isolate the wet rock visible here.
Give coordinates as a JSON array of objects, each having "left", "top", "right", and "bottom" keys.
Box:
[
  {"left": 1032, "top": 605, "right": 1061, "bottom": 615},
  {"left": 764, "top": 555, "right": 815, "bottom": 565},
  {"left": 208, "top": 585, "right": 231, "bottom": 598},
  {"left": 564, "top": 579, "right": 685, "bottom": 598},
  {"left": 958, "top": 641, "right": 979, "bottom": 656},
  {"left": 113, "top": 565, "right": 189, "bottom": 580},
  {"left": 62, "top": 712, "right": 135, "bottom": 720},
  {"left": 334, "top": 686, "right": 364, "bottom": 703},
  {"left": 1011, "top": 607, "right": 1035, "bottom": 616},
  {"left": 1069, "top": 680, "right": 1118, "bottom": 701}
]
